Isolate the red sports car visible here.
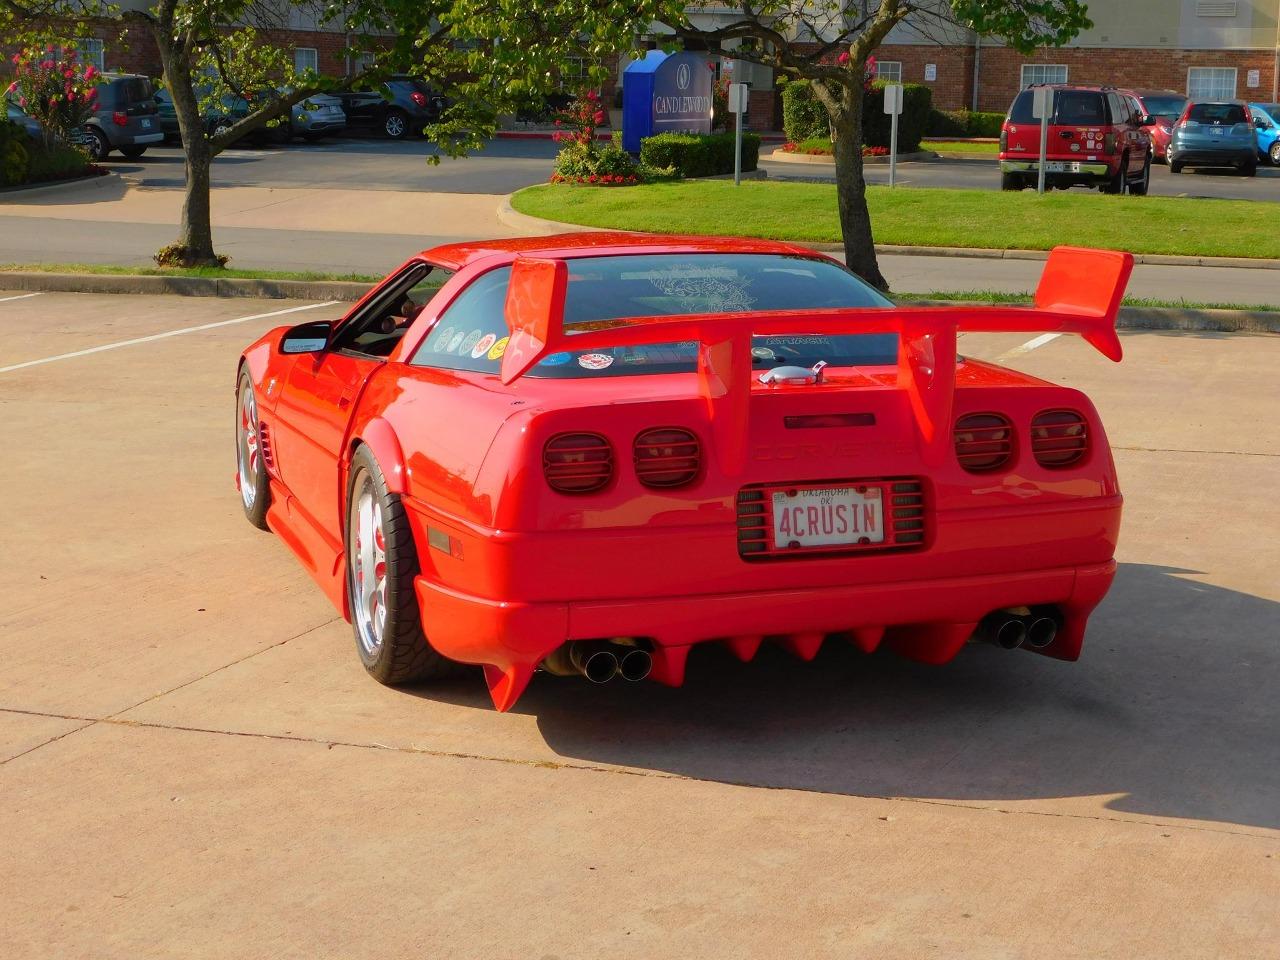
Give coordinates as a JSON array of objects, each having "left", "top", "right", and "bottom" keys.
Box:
[{"left": 236, "top": 233, "right": 1131, "bottom": 711}]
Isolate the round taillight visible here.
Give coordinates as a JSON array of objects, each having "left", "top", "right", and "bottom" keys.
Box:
[
  {"left": 954, "top": 413, "right": 1013, "bottom": 472},
  {"left": 634, "top": 427, "right": 700, "bottom": 488},
  {"left": 543, "top": 432, "right": 612, "bottom": 493},
  {"left": 1031, "top": 409, "right": 1089, "bottom": 467}
]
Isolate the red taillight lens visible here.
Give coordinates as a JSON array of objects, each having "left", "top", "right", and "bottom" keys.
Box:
[
  {"left": 954, "top": 413, "right": 1013, "bottom": 472},
  {"left": 112, "top": 111, "right": 128, "bottom": 127},
  {"left": 1103, "top": 131, "right": 1116, "bottom": 154},
  {"left": 999, "top": 127, "right": 1008, "bottom": 152},
  {"left": 1031, "top": 409, "right": 1089, "bottom": 467},
  {"left": 543, "top": 432, "right": 612, "bottom": 493},
  {"left": 410, "top": 91, "right": 429, "bottom": 107},
  {"left": 634, "top": 427, "right": 700, "bottom": 488}
]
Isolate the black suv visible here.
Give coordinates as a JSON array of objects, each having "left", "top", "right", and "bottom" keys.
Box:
[{"left": 335, "top": 77, "right": 445, "bottom": 139}]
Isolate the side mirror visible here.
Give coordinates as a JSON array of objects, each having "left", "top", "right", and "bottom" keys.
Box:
[
  {"left": 1139, "top": 114, "right": 1155, "bottom": 126},
  {"left": 280, "top": 319, "right": 332, "bottom": 354},
  {"left": 1254, "top": 118, "right": 1270, "bottom": 129}
]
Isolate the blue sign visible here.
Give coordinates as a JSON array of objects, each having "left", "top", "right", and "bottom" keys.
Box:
[{"left": 622, "top": 51, "right": 714, "bottom": 154}]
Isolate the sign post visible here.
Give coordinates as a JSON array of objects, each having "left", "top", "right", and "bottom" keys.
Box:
[
  {"left": 883, "top": 83, "right": 903, "bottom": 187},
  {"left": 1032, "top": 85, "right": 1053, "bottom": 195},
  {"left": 728, "top": 81, "right": 749, "bottom": 185}
]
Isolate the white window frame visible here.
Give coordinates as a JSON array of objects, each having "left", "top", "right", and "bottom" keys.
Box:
[
  {"left": 293, "top": 47, "right": 319, "bottom": 75},
  {"left": 78, "top": 38, "right": 105, "bottom": 71},
  {"left": 875, "top": 60, "right": 902, "bottom": 83},
  {"left": 1021, "top": 64, "right": 1068, "bottom": 89},
  {"left": 1187, "top": 66, "right": 1237, "bottom": 100}
]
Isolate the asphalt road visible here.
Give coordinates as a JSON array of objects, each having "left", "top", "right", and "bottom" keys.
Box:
[{"left": 1, "top": 289, "right": 1276, "bottom": 958}]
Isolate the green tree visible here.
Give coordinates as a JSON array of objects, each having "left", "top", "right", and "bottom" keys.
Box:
[
  {"left": 656, "top": 1, "right": 1091, "bottom": 289},
  {"left": 1, "top": 0, "right": 651, "bottom": 266}
]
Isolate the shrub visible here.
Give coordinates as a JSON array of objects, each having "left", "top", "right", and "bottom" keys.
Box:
[
  {"left": 7, "top": 44, "right": 100, "bottom": 148},
  {"left": 549, "top": 90, "right": 640, "bottom": 185},
  {"left": 862, "top": 80, "right": 932, "bottom": 153},
  {"left": 926, "top": 108, "right": 1005, "bottom": 138},
  {"left": 0, "top": 120, "right": 30, "bottom": 186},
  {"left": 638, "top": 131, "right": 760, "bottom": 178},
  {"left": 781, "top": 79, "right": 827, "bottom": 143}
]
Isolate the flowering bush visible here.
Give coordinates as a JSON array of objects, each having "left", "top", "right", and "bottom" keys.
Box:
[
  {"left": 779, "top": 140, "right": 890, "bottom": 157},
  {"left": 550, "top": 91, "right": 641, "bottom": 186},
  {"left": 7, "top": 44, "right": 99, "bottom": 149}
]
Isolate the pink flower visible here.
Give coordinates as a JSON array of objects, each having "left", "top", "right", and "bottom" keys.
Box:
[
  {"left": 64, "top": 68, "right": 74, "bottom": 78},
  {"left": 18, "top": 97, "right": 26, "bottom": 108},
  {"left": 4, "top": 81, "right": 15, "bottom": 94},
  {"left": 837, "top": 52, "right": 849, "bottom": 65},
  {"left": 593, "top": 110, "right": 605, "bottom": 125},
  {"left": 84, "top": 65, "right": 98, "bottom": 80},
  {"left": 586, "top": 90, "right": 598, "bottom": 101},
  {"left": 41, "top": 60, "right": 54, "bottom": 70}
]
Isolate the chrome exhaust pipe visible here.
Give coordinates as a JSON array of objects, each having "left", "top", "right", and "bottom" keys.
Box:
[
  {"left": 617, "top": 647, "right": 652, "bottom": 682},
  {"left": 542, "top": 642, "right": 619, "bottom": 682},
  {"left": 1025, "top": 616, "right": 1058, "bottom": 649},
  {"left": 975, "top": 614, "right": 1027, "bottom": 650}
]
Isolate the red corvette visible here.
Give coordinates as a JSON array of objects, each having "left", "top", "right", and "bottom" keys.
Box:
[{"left": 236, "top": 233, "right": 1131, "bottom": 711}]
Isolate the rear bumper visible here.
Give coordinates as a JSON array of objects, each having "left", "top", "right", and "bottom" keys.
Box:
[
  {"left": 1000, "top": 159, "right": 1111, "bottom": 177},
  {"left": 123, "top": 132, "right": 165, "bottom": 145},
  {"left": 1168, "top": 147, "right": 1254, "bottom": 166}
]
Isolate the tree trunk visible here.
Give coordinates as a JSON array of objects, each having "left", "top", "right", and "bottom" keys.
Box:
[
  {"left": 829, "top": 86, "right": 887, "bottom": 291},
  {"left": 151, "top": 24, "right": 223, "bottom": 266}
]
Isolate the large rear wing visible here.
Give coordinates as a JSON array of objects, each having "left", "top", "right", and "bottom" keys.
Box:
[{"left": 500, "top": 245, "right": 1133, "bottom": 472}]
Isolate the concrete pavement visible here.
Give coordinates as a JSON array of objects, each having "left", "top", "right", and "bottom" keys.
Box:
[{"left": 1, "top": 290, "right": 1276, "bottom": 957}]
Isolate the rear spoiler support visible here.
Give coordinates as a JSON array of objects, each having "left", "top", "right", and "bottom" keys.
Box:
[{"left": 501, "top": 246, "right": 1133, "bottom": 474}]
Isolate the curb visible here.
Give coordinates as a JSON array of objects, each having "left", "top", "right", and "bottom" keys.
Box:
[
  {"left": 767, "top": 149, "right": 934, "bottom": 166},
  {"left": 3, "top": 269, "right": 1276, "bottom": 332},
  {"left": 0, "top": 171, "right": 115, "bottom": 199},
  {"left": 496, "top": 192, "right": 1280, "bottom": 271},
  {"left": 0, "top": 272, "right": 373, "bottom": 301}
]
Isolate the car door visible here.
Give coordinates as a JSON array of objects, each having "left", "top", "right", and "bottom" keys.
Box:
[
  {"left": 271, "top": 263, "right": 442, "bottom": 540},
  {"left": 1123, "top": 95, "right": 1148, "bottom": 173}
]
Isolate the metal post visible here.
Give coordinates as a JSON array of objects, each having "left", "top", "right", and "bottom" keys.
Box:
[
  {"left": 889, "top": 106, "right": 899, "bottom": 187},
  {"left": 1037, "top": 106, "right": 1048, "bottom": 195},
  {"left": 734, "top": 104, "right": 743, "bottom": 185}
]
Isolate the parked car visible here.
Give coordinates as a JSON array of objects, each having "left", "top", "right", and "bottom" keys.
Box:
[
  {"left": 152, "top": 88, "right": 181, "bottom": 142},
  {"left": 78, "top": 73, "right": 163, "bottom": 160},
  {"left": 235, "top": 233, "right": 1133, "bottom": 711},
  {"left": 1249, "top": 102, "right": 1280, "bottom": 166},
  {"left": 1168, "top": 100, "right": 1257, "bottom": 175},
  {"left": 335, "top": 76, "right": 445, "bottom": 139},
  {"left": 1122, "top": 88, "right": 1187, "bottom": 163},
  {"left": 4, "top": 96, "right": 42, "bottom": 139},
  {"left": 286, "top": 91, "right": 346, "bottom": 141},
  {"left": 999, "top": 84, "right": 1151, "bottom": 194}
]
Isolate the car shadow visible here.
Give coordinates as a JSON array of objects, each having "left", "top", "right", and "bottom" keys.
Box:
[{"left": 409, "top": 562, "right": 1279, "bottom": 831}]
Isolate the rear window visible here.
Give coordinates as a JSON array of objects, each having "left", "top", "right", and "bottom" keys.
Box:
[
  {"left": 1008, "top": 89, "right": 1106, "bottom": 125},
  {"left": 1187, "top": 102, "right": 1247, "bottom": 124},
  {"left": 1140, "top": 95, "right": 1187, "bottom": 119},
  {"left": 411, "top": 253, "right": 897, "bottom": 378}
]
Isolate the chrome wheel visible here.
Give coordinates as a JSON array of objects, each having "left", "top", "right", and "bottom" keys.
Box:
[
  {"left": 384, "top": 112, "right": 406, "bottom": 138},
  {"left": 1271, "top": 142, "right": 1280, "bottom": 166},
  {"left": 349, "top": 469, "right": 388, "bottom": 657},
  {"left": 237, "top": 384, "right": 260, "bottom": 510}
]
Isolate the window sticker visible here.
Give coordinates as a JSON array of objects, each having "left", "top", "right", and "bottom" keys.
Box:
[
  {"left": 577, "top": 353, "right": 614, "bottom": 370},
  {"left": 471, "top": 333, "right": 497, "bottom": 359},
  {"left": 487, "top": 336, "right": 509, "bottom": 360},
  {"left": 432, "top": 327, "right": 454, "bottom": 352},
  {"left": 447, "top": 330, "right": 466, "bottom": 353},
  {"left": 647, "top": 264, "right": 757, "bottom": 313},
  {"left": 540, "top": 352, "right": 572, "bottom": 366},
  {"left": 460, "top": 330, "right": 483, "bottom": 356}
]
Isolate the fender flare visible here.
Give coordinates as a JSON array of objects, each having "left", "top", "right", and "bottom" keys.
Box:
[{"left": 348, "top": 417, "right": 409, "bottom": 495}]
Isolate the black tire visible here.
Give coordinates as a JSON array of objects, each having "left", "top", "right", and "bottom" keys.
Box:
[
  {"left": 235, "top": 371, "right": 270, "bottom": 530},
  {"left": 83, "top": 127, "right": 110, "bottom": 161},
  {"left": 1240, "top": 161, "right": 1257, "bottom": 177},
  {"left": 1169, "top": 160, "right": 1183, "bottom": 174},
  {"left": 346, "top": 444, "right": 455, "bottom": 684},
  {"left": 1100, "top": 157, "right": 1126, "bottom": 194},
  {"left": 383, "top": 109, "right": 410, "bottom": 140},
  {"left": 1000, "top": 172, "right": 1024, "bottom": 191},
  {"left": 119, "top": 145, "right": 147, "bottom": 159},
  {"left": 1129, "top": 153, "right": 1151, "bottom": 195},
  {"left": 1271, "top": 142, "right": 1280, "bottom": 166}
]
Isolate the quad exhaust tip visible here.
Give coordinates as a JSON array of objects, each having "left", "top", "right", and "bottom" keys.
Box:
[
  {"left": 1025, "top": 616, "right": 1058, "bottom": 649},
  {"left": 618, "top": 647, "right": 653, "bottom": 682},
  {"left": 542, "top": 640, "right": 650, "bottom": 683}
]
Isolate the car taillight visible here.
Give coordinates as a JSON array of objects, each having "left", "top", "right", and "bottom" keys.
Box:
[
  {"left": 1103, "top": 132, "right": 1116, "bottom": 154},
  {"left": 112, "top": 111, "right": 128, "bottom": 127},
  {"left": 999, "top": 128, "right": 1008, "bottom": 151},
  {"left": 410, "top": 91, "right": 429, "bottom": 107},
  {"left": 634, "top": 427, "right": 700, "bottom": 488},
  {"left": 543, "top": 432, "right": 612, "bottom": 493},
  {"left": 1031, "top": 410, "right": 1089, "bottom": 467},
  {"left": 954, "top": 413, "right": 1013, "bottom": 472}
]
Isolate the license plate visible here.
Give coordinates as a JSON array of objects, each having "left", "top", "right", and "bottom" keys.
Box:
[
  {"left": 1044, "top": 161, "right": 1065, "bottom": 172},
  {"left": 141, "top": 118, "right": 151, "bottom": 128},
  {"left": 770, "top": 485, "right": 884, "bottom": 550},
  {"left": 1209, "top": 127, "right": 1223, "bottom": 136}
]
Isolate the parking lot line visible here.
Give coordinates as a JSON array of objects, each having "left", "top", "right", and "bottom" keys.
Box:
[
  {"left": 0, "top": 292, "right": 43, "bottom": 303},
  {"left": 0, "top": 300, "right": 338, "bottom": 375},
  {"left": 995, "top": 332, "right": 1061, "bottom": 361}
]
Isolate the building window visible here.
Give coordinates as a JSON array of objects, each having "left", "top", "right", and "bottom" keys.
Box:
[
  {"left": 294, "top": 47, "right": 318, "bottom": 75},
  {"left": 559, "top": 56, "right": 590, "bottom": 91},
  {"left": 77, "top": 38, "right": 105, "bottom": 70},
  {"left": 875, "top": 61, "right": 902, "bottom": 83},
  {"left": 1021, "top": 64, "right": 1068, "bottom": 88},
  {"left": 1187, "top": 67, "right": 1237, "bottom": 99}
]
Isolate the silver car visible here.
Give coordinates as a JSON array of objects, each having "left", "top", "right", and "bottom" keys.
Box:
[{"left": 288, "top": 92, "right": 346, "bottom": 141}]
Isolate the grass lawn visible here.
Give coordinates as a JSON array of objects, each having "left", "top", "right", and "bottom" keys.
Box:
[
  {"left": 898, "top": 290, "right": 1279, "bottom": 312},
  {"left": 512, "top": 181, "right": 1280, "bottom": 260},
  {"left": 0, "top": 262, "right": 378, "bottom": 283},
  {"left": 921, "top": 140, "right": 999, "bottom": 155}
]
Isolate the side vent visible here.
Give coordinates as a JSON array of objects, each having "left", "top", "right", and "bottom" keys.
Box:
[
  {"left": 954, "top": 413, "right": 1013, "bottom": 472},
  {"left": 634, "top": 427, "right": 700, "bottom": 488},
  {"left": 543, "top": 432, "right": 613, "bottom": 493},
  {"left": 1031, "top": 409, "right": 1089, "bottom": 467}
]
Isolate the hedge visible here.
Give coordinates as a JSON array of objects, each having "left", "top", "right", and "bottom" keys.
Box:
[
  {"left": 639, "top": 131, "right": 760, "bottom": 178},
  {"left": 781, "top": 79, "right": 828, "bottom": 143},
  {"left": 0, "top": 119, "right": 29, "bottom": 187},
  {"left": 926, "top": 108, "right": 1005, "bottom": 138},
  {"left": 861, "top": 80, "right": 932, "bottom": 153}
]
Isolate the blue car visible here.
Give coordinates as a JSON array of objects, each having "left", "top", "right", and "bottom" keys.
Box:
[
  {"left": 1168, "top": 100, "right": 1257, "bottom": 176},
  {"left": 1248, "top": 102, "right": 1280, "bottom": 166}
]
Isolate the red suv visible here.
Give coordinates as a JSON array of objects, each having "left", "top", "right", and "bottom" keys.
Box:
[{"left": 999, "top": 84, "right": 1152, "bottom": 194}]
